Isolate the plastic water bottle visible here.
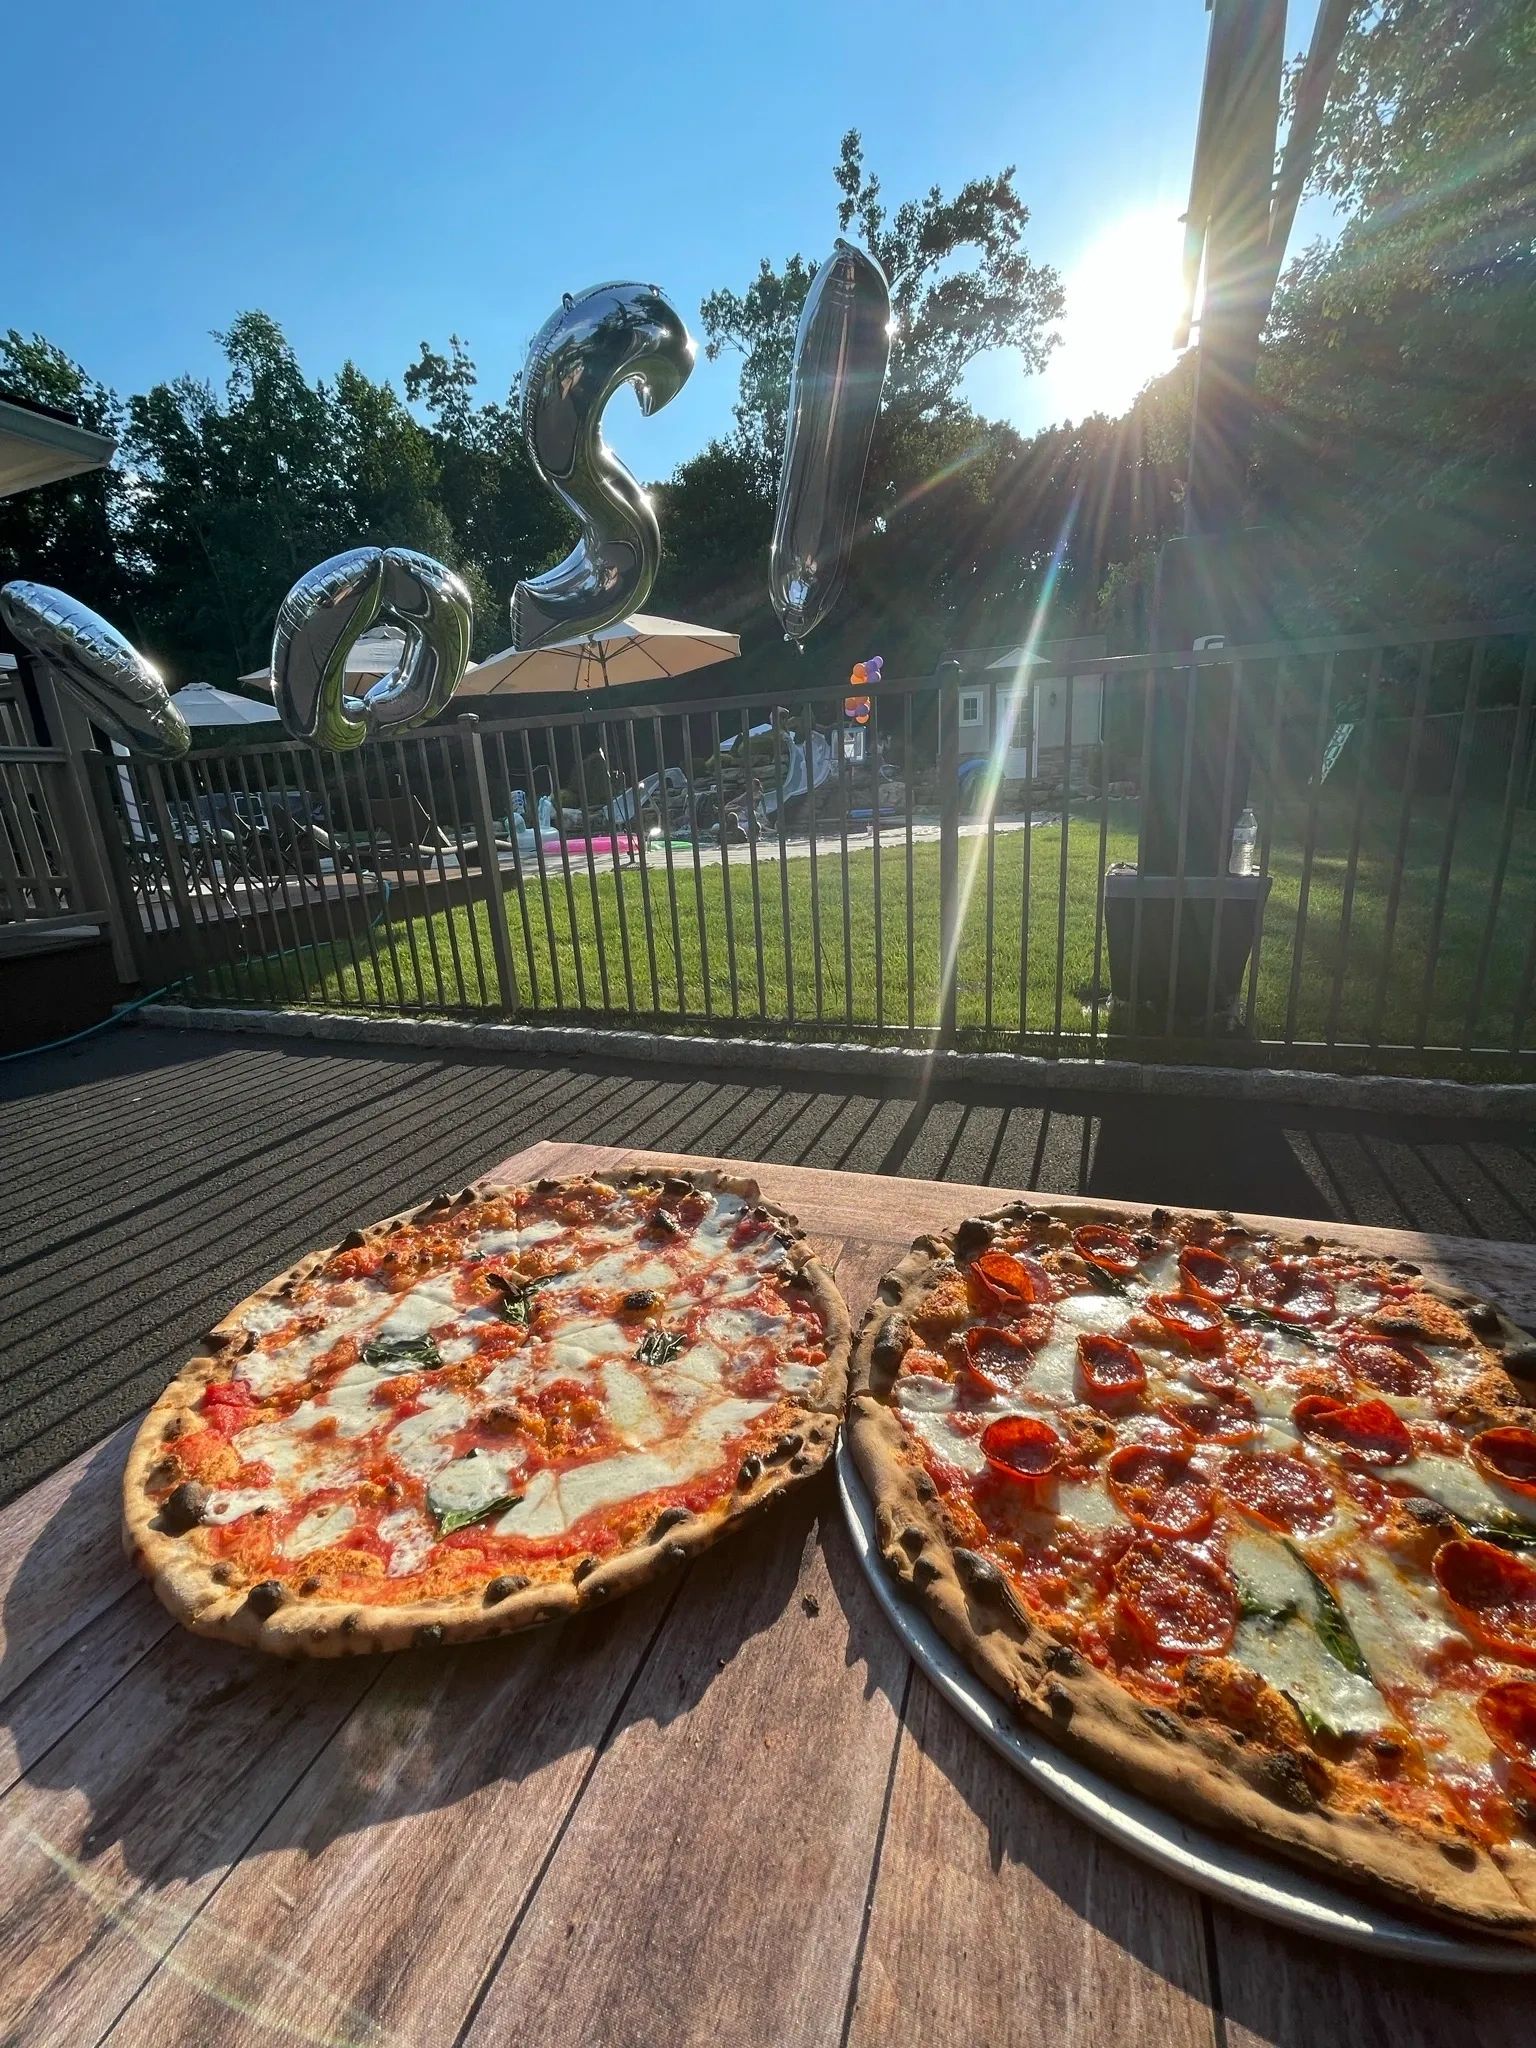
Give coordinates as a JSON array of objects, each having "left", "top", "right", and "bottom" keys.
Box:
[{"left": 1229, "top": 807, "right": 1258, "bottom": 877}]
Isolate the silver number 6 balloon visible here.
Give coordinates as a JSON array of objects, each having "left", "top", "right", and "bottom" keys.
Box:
[
  {"left": 272, "top": 546, "right": 473, "bottom": 750},
  {"left": 0, "top": 580, "right": 191, "bottom": 759},
  {"left": 511, "top": 280, "right": 695, "bottom": 652}
]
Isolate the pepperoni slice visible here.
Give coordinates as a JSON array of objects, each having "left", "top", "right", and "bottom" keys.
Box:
[
  {"left": 1179, "top": 1245, "right": 1240, "bottom": 1304},
  {"left": 1338, "top": 1331, "right": 1433, "bottom": 1398},
  {"left": 1433, "top": 1540, "right": 1536, "bottom": 1661},
  {"left": 1248, "top": 1258, "right": 1336, "bottom": 1325},
  {"left": 962, "top": 1325, "right": 1036, "bottom": 1396},
  {"left": 1471, "top": 1427, "right": 1536, "bottom": 1500},
  {"left": 1293, "top": 1393, "right": 1412, "bottom": 1466},
  {"left": 980, "top": 1414, "right": 1064, "bottom": 1485},
  {"left": 1477, "top": 1678, "right": 1536, "bottom": 1771},
  {"left": 1114, "top": 1537, "right": 1238, "bottom": 1656},
  {"left": 1220, "top": 1451, "right": 1336, "bottom": 1534},
  {"left": 1077, "top": 1333, "right": 1147, "bottom": 1407},
  {"left": 1147, "top": 1291, "right": 1228, "bottom": 1353},
  {"left": 972, "top": 1248, "right": 1054, "bottom": 1309},
  {"left": 1107, "top": 1445, "right": 1214, "bottom": 1537},
  {"left": 1157, "top": 1392, "right": 1262, "bottom": 1444},
  {"left": 1072, "top": 1223, "right": 1141, "bottom": 1279}
]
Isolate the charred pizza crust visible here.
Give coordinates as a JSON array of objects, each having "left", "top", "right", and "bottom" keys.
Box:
[
  {"left": 125, "top": 1169, "right": 849, "bottom": 1656},
  {"left": 847, "top": 1198, "right": 1536, "bottom": 1943}
]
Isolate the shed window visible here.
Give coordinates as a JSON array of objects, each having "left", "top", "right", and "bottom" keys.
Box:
[{"left": 958, "top": 692, "right": 984, "bottom": 726}]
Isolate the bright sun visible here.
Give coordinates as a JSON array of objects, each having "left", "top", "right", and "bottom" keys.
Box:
[{"left": 1043, "top": 208, "right": 1189, "bottom": 424}]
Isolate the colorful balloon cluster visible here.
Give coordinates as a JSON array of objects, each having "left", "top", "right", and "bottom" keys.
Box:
[{"left": 849, "top": 655, "right": 884, "bottom": 688}]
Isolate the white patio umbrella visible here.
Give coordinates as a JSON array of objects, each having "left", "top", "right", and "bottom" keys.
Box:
[
  {"left": 458, "top": 613, "right": 739, "bottom": 699},
  {"left": 168, "top": 680, "right": 281, "bottom": 726},
  {"left": 237, "top": 627, "right": 405, "bottom": 697}
]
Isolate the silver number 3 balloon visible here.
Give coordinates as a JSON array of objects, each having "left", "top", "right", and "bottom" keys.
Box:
[
  {"left": 0, "top": 580, "right": 191, "bottom": 759},
  {"left": 272, "top": 546, "right": 473, "bottom": 750},
  {"left": 511, "top": 281, "right": 695, "bottom": 653}
]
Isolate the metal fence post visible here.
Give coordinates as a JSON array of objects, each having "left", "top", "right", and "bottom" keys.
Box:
[
  {"left": 936, "top": 661, "right": 961, "bottom": 1045},
  {"left": 459, "top": 713, "right": 521, "bottom": 1016},
  {"left": 30, "top": 663, "right": 141, "bottom": 984}
]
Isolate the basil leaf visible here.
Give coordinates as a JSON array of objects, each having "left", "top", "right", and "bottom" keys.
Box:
[
  {"left": 362, "top": 1334, "right": 442, "bottom": 1371},
  {"left": 1280, "top": 1689, "right": 1340, "bottom": 1742},
  {"left": 435, "top": 1493, "right": 521, "bottom": 1536},
  {"left": 486, "top": 1270, "right": 565, "bottom": 1325},
  {"left": 1238, "top": 1587, "right": 1300, "bottom": 1627},
  {"left": 637, "top": 1327, "right": 685, "bottom": 1367},
  {"left": 1227, "top": 1305, "right": 1327, "bottom": 1348},
  {"left": 1285, "top": 1542, "right": 1370, "bottom": 1677},
  {"left": 1081, "top": 1262, "right": 1131, "bottom": 1297},
  {"left": 1462, "top": 1521, "right": 1536, "bottom": 1555}
]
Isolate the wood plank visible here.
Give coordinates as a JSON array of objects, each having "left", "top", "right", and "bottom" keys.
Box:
[
  {"left": 1212, "top": 1904, "right": 1531, "bottom": 2048},
  {"left": 847, "top": 1672, "right": 1217, "bottom": 2048},
  {"left": 0, "top": 1589, "right": 171, "bottom": 1796},
  {"left": 0, "top": 1630, "right": 376, "bottom": 2046},
  {"left": 102, "top": 1585, "right": 675, "bottom": 2048},
  {"left": 461, "top": 1489, "right": 911, "bottom": 2047},
  {"left": 489, "top": 1144, "right": 1536, "bottom": 1325},
  {"left": 0, "top": 1423, "right": 140, "bottom": 1709}
]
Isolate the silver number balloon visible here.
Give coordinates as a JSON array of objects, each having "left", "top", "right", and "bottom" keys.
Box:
[
  {"left": 0, "top": 580, "right": 190, "bottom": 759},
  {"left": 512, "top": 281, "right": 695, "bottom": 652},
  {"left": 769, "top": 240, "right": 892, "bottom": 645},
  {"left": 272, "top": 546, "right": 473, "bottom": 750}
]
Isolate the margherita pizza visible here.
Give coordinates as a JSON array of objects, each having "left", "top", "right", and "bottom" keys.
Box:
[
  {"left": 848, "top": 1199, "right": 1536, "bottom": 1940},
  {"left": 125, "top": 1170, "right": 848, "bottom": 1654}
]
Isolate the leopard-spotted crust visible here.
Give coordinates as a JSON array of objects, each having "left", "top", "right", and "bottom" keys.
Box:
[
  {"left": 847, "top": 1197, "right": 1536, "bottom": 1944},
  {"left": 124, "top": 1170, "right": 849, "bottom": 1656}
]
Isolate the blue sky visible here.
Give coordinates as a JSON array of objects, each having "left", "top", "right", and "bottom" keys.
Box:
[{"left": 8, "top": 0, "right": 1334, "bottom": 481}]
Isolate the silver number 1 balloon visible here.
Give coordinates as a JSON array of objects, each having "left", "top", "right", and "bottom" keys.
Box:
[
  {"left": 0, "top": 580, "right": 191, "bottom": 759},
  {"left": 512, "top": 281, "right": 695, "bottom": 652},
  {"left": 272, "top": 546, "right": 473, "bottom": 749},
  {"left": 770, "top": 240, "right": 892, "bottom": 645}
]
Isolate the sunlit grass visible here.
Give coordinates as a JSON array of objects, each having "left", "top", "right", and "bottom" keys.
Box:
[{"left": 210, "top": 793, "right": 1536, "bottom": 1064}]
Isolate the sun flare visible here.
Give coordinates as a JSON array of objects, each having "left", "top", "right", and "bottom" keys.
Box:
[{"left": 1043, "top": 208, "right": 1188, "bottom": 424}]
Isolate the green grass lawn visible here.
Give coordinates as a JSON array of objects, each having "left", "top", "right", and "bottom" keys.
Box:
[{"left": 211, "top": 792, "right": 1536, "bottom": 1064}]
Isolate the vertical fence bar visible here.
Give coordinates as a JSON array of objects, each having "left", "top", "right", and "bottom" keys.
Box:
[
  {"left": 510, "top": 728, "right": 554, "bottom": 1009},
  {"left": 804, "top": 697, "right": 825, "bottom": 1023},
  {"left": 837, "top": 693, "right": 854, "bottom": 1029},
  {"left": 869, "top": 691, "right": 884, "bottom": 1031},
  {"left": 444, "top": 745, "right": 492, "bottom": 1008},
  {"left": 1414, "top": 640, "right": 1484, "bottom": 1051},
  {"left": 903, "top": 692, "right": 916, "bottom": 1030},
  {"left": 1465, "top": 640, "right": 1536, "bottom": 1051},
  {"left": 1244, "top": 659, "right": 1285, "bottom": 1036},
  {"left": 739, "top": 706, "right": 768, "bottom": 1019},
  {"left": 983, "top": 676, "right": 997, "bottom": 1034},
  {"left": 82, "top": 753, "right": 155, "bottom": 988},
  {"left": 197, "top": 753, "right": 266, "bottom": 1005},
  {"left": 459, "top": 714, "right": 520, "bottom": 1015},
  {"left": 709, "top": 710, "right": 740, "bottom": 1020},
  {"left": 1201, "top": 660, "right": 1244, "bottom": 1041},
  {"left": 598, "top": 718, "right": 639, "bottom": 1015},
  {"left": 541, "top": 725, "right": 586, "bottom": 1011},
  {"left": 328, "top": 756, "right": 392, "bottom": 1006},
  {"left": 678, "top": 713, "right": 713, "bottom": 1019},
  {"left": 1128, "top": 666, "right": 1155, "bottom": 1034},
  {"left": 412, "top": 735, "right": 469, "bottom": 1008},
  {"left": 348, "top": 753, "right": 412, "bottom": 1008},
  {"left": 1054, "top": 666, "right": 1075, "bottom": 1048},
  {"left": 379, "top": 753, "right": 431, "bottom": 1006},
  {"left": 937, "top": 674, "right": 960, "bottom": 1044},
  {"left": 1281, "top": 654, "right": 1336, "bottom": 1048},
  {"left": 1369, "top": 641, "right": 1433, "bottom": 1051},
  {"left": 308, "top": 751, "right": 371, "bottom": 1005},
  {"left": 143, "top": 763, "right": 201, "bottom": 979},
  {"left": 398, "top": 738, "right": 449, "bottom": 1010},
  {"left": 771, "top": 712, "right": 795, "bottom": 1025},
  {"left": 1088, "top": 678, "right": 1112, "bottom": 1055},
  {"left": 239, "top": 749, "right": 304, "bottom": 1002},
  {"left": 1161, "top": 666, "right": 1199, "bottom": 1038},
  {"left": 569, "top": 738, "right": 613, "bottom": 1011},
  {"left": 622, "top": 717, "right": 662, "bottom": 1015},
  {"left": 1324, "top": 648, "right": 1382, "bottom": 1048},
  {"left": 1019, "top": 671, "right": 1037, "bottom": 1039},
  {"left": 652, "top": 714, "right": 687, "bottom": 1014}
]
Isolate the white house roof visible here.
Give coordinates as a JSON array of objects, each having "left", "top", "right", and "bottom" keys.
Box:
[{"left": 0, "top": 393, "right": 115, "bottom": 499}]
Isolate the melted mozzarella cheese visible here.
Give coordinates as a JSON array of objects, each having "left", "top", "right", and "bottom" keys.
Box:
[
  {"left": 906, "top": 1410, "right": 986, "bottom": 1476},
  {"left": 1397, "top": 1453, "right": 1535, "bottom": 1529},
  {"left": 284, "top": 1499, "right": 357, "bottom": 1558},
  {"left": 545, "top": 1320, "right": 630, "bottom": 1371},
  {"left": 1332, "top": 1553, "right": 1458, "bottom": 1696},
  {"left": 1231, "top": 1613, "right": 1392, "bottom": 1736},
  {"left": 388, "top": 1392, "right": 471, "bottom": 1479},
  {"left": 472, "top": 1218, "right": 563, "bottom": 1255},
  {"left": 669, "top": 1339, "right": 728, "bottom": 1390},
  {"left": 1228, "top": 1525, "right": 1316, "bottom": 1615},
  {"left": 373, "top": 1272, "right": 464, "bottom": 1341},
  {"left": 1054, "top": 1294, "right": 1136, "bottom": 1338},
  {"left": 240, "top": 1298, "right": 300, "bottom": 1337},
  {"left": 602, "top": 1359, "right": 663, "bottom": 1437},
  {"left": 578, "top": 1252, "right": 675, "bottom": 1292},
  {"left": 1054, "top": 1482, "right": 1129, "bottom": 1532},
  {"left": 201, "top": 1486, "right": 280, "bottom": 1524},
  {"left": 236, "top": 1290, "right": 388, "bottom": 1394},
  {"left": 427, "top": 1451, "right": 520, "bottom": 1521},
  {"left": 703, "top": 1306, "right": 784, "bottom": 1350},
  {"left": 379, "top": 1508, "right": 436, "bottom": 1577},
  {"left": 777, "top": 1363, "right": 821, "bottom": 1393},
  {"left": 893, "top": 1375, "right": 958, "bottom": 1413}
]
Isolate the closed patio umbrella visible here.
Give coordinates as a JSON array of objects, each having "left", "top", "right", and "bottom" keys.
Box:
[{"left": 458, "top": 614, "right": 739, "bottom": 699}]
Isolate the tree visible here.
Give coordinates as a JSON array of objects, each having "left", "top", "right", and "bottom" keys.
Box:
[{"left": 0, "top": 332, "right": 132, "bottom": 623}]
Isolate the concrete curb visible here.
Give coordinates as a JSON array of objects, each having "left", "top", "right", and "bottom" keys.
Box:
[{"left": 133, "top": 1004, "right": 1536, "bottom": 1122}]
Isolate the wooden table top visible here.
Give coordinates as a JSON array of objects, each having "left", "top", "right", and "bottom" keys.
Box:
[{"left": 3, "top": 1140, "right": 1534, "bottom": 2048}]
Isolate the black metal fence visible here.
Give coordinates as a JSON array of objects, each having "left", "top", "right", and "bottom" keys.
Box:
[{"left": 91, "top": 618, "right": 1536, "bottom": 1075}]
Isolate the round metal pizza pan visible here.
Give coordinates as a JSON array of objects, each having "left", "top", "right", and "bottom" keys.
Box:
[{"left": 836, "top": 1438, "right": 1536, "bottom": 1970}]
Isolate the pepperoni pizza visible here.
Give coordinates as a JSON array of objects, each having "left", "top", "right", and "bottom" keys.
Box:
[
  {"left": 125, "top": 1170, "right": 848, "bottom": 1654},
  {"left": 848, "top": 1200, "right": 1536, "bottom": 1940}
]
